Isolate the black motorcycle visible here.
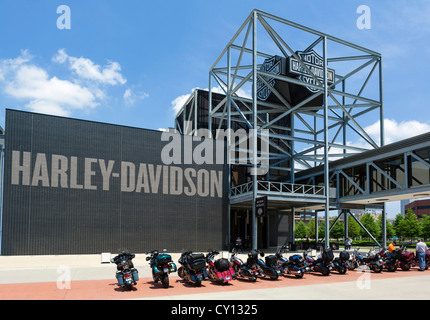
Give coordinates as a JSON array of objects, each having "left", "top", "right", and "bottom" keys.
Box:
[
  {"left": 349, "top": 248, "right": 383, "bottom": 273},
  {"left": 275, "top": 246, "right": 309, "bottom": 278},
  {"left": 177, "top": 251, "right": 208, "bottom": 286},
  {"left": 346, "top": 248, "right": 363, "bottom": 270},
  {"left": 364, "top": 249, "right": 384, "bottom": 273},
  {"left": 382, "top": 248, "right": 402, "bottom": 272},
  {"left": 111, "top": 250, "right": 139, "bottom": 290},
  {"left": 146, "top": 249, "right": 177, "bottom": 288},
  {"left": 330, "top": 250, "right": 349, "bottom": 274},
  {"left": 262, "top": 254, "right": 283, "bottom": 279},
  {"left": 248, "top": 249, "right": 279, "bottom": 280},
  {"left": 304, "top": 247, "right": 334, "bottom": 276}
]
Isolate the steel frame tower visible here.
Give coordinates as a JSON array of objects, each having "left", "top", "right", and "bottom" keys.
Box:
[{"left": 207, "top": 9, "right": 383, "bottom": 249}]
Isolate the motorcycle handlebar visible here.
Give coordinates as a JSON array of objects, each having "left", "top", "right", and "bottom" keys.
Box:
[{"left": 205, "top": 250, "right": 220, "bottom": 260}]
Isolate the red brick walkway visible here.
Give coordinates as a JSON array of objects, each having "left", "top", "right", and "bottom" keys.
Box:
[{"left": 0, "top": 267, "right": 428, "bottom": 300}]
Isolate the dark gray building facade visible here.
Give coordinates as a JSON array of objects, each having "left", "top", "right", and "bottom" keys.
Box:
[{"left": 2, "top": 109, "right": 228, "bottom": 255}]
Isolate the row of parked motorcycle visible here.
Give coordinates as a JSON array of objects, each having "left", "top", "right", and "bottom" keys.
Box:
[
  {"left": 347, "top": 246, "right": 430, "bottom": 273},
  {"left": 110, "top": 245, "right": 430, "bottom": 290}
]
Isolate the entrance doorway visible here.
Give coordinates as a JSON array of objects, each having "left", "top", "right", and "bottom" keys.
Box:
[{"left": 231, "top": 209, "right": 267, "bottom": 249}]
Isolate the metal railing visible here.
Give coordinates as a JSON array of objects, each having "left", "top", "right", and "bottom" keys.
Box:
[{"left": 230, "top": 181, "right": 325, "bottom": 198}]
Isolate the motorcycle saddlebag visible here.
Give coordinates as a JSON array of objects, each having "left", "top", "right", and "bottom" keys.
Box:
[
  {"left": 322, "top": 248, "right": 334, "bottom": 262},
  {"left": 152, "top": 265, "right": 161, "bottom": 275},
  {"left": 189, "top": 254, "right": 206, "bottom": 271},
  {"left": 339, "top": 251, "right": 350, "bottom": 262},
  {"left": 131, "top": 269, "right": 139, "bottom": 282},
  {"left": 116, "top": 272, "right": 125, "bottom": 286},
  {"left": 426, "top": 251, "right": 430, "bottom": 261},
  {"left": 156, "top": 254, "right": 172, "bottom": 266},
  {"left": 190, "top": 260, "right": 206, "bottom": 271},
  {"left": 265, "top": 255, "right": 278, "bottom": 267},
  {"left": 215, "top": 258, "right": 231, "bottom": 272}
]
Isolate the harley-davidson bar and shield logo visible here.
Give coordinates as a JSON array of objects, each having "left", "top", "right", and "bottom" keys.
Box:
[
  {"left": 256, "top": 50, "right": 336, "bottom": 103},
  {"left": 289, "top": 50, "right": 335, "bottom": 93},
  {"left": 257, "top": 56, "right": 283, "bottom": 101}
]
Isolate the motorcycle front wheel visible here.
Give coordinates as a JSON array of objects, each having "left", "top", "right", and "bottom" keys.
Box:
[
  {"left": 178, "top": 266, "right": 185, "bottom": 279},
  {"left": 207, "top": 268, "right": 215, "bottom": 280},
  {"left": 316, "top": 263, "right": 330, "bottom": 276},
  {"left": 400, "top": 263, "right": 410, "bottom": 271},
  {"left": 386, "top": 264, "right": 397, "bottom": 272},
  {"left": 269, "top": 271, "right": 279, "bottom": 280},
  {"left": 348, "top": 261, "right": 358, "bottom": 270},
  {"left": 338, "top": 266, "right": 347, "bottom": 274}
]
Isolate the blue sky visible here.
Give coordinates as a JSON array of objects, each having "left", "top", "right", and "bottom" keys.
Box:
[{"left": 1, "top": 0, "right": 430, "bottom": 216}]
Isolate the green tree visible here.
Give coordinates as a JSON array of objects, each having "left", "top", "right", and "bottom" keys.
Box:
[
  {"left": 386, "top": 220, "right": 394, "bottom": 239},
  {"left": 330, "top": 220, "right": 344, "bottom": 240},
  {"left": 359, "top": 213, "right": 378, "bottom": 240},
  {"left": 347, "top": 217, "right": 361, "bottom": 239},
  {"left": 399, "top": 209, "right": 421, "bottom": 242},
  {"left": 376, "top": 214, "right": 394, "bottom": 240},
  {"left": 295, "top": 221, "right": 309, "bottom": 239},
  {"left": 307, "top": 218, "right": 316, "bottom": 239},
  {"left": 392, "top": 214, "right": 404, "bottom": 239},
  {"left": 318, "top": 219, "right": 325, "bottom": 240},
  {"left": 420, "top": 216, "right": 430, "bottom": 241}
]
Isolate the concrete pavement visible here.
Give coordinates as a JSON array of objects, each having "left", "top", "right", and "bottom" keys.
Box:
[
  {"left": 0, "top": 251, "right": 429, "bottom": 300},
  {"left": 0, "top": 251, "right": 240, "bottom": 283},
  {"left": 143, "top": 274, "right": 430, "bottom": 300}
]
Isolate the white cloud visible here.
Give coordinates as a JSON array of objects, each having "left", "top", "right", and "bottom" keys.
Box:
[
  {"left": 359, "top": 118, "right": 430, "bottom": 146},
  {"left": 123, "top": 88, "right": 133, "bottom": 104},
  {"left": 123, "top": 88, "right": 149, "bottom": 105},
  {"left": 172, "top": 92, "right": 192, "bottom": 114},
  {"left": 288, "top": 118, "right": 430, "bottom": 171},
  {"left": 0, "top": 51, "right": 98, "bottom": 116},
  {"left": 0, "top": 49, "right": 135, "bottom": 117},
  {"left": 4, "top": 64, "right": 97, "bottom": 108},
  {"left": 53, "top": 49, "right": 127, "bottom": 85},
  {"left": 0, "top": 49, "right": 32, "bottom": 81},
  {"left": 25, "top": 100, "right": 72, "bottom": 117},
  {"left": 340, "top": 118, "right": 430, "bottom": 154}
]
